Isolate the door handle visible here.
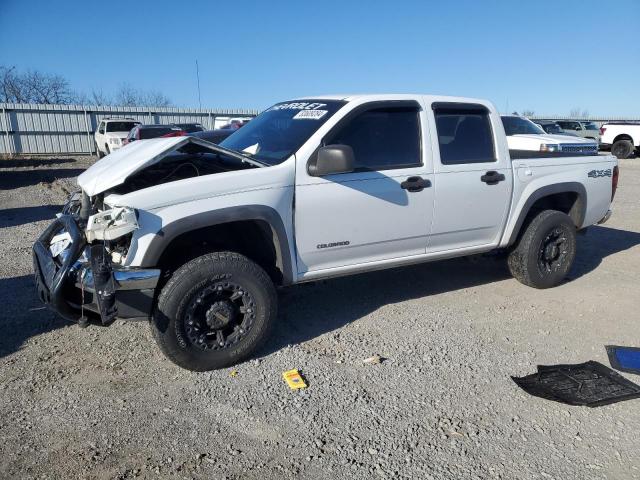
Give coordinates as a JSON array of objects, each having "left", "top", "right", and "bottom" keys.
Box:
[
  {"left": 400, "top": 176, "right": 431, "bottom": 192},
  {"left": 480, "top": 171, "right": 506, "bottom": 185}
]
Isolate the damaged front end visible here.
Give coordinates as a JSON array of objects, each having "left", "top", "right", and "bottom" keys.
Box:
[
  {"left": 33, "top": 191, "right": 160, "bottom": 327},
  {"left": 33, "top": 137, "right": 264, "bottom": 327}
]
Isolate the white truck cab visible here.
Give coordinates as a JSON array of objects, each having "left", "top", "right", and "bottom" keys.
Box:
[
  {"left": 33, "top": 94, "right": 618, "bottom": 371},
  {"left": 94, "top": 118, "right": 141, "bottom": 158}
]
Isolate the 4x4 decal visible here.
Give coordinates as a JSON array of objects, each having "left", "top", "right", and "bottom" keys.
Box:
[{"left": 588, "top": 169, "right": 612, "bottom": 178}]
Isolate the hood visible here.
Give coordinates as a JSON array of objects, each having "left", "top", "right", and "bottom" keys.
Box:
[
  {"left": 78, "top": 137, "right": 263, "bottom": 196},
  {"left": 510, "top": 133, "right": 595, "bottom": 144}
]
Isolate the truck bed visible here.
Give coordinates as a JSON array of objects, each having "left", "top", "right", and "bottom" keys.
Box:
[{"left": 509, "top": 149, "right": 602, "bottom": 160}]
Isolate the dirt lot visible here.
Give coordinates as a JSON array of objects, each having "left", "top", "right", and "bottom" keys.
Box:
[{"left": 1, "top": 155, "right": 639, "bottom": 480}]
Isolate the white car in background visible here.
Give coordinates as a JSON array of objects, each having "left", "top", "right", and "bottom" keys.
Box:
[
  {"left": 94, "top": 118, "right": 141, "bottom": 158},
  {"left": 502, "top": 116, "right": 597, "bottom": 154}
]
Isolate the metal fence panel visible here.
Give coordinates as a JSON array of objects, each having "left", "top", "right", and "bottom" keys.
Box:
[
  {"left": 0, "top": 103, "right": 258, "bottom": 155},
  {"left": 3, "top": 102, "right": 639, "bottom": 156}
]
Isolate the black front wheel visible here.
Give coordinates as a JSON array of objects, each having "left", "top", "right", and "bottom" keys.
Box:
[
  {"left": 151, "top": 252, "right": 277, "bottom": 371},
  {"left": 508, "top": 210, "right": 577, "bottom": 289}
]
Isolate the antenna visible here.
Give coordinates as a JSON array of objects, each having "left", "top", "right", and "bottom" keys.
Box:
[{"left": 195, "top": 60, "right": 202, "bottom": 109}]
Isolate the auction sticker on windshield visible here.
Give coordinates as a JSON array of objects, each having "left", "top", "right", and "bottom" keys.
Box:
[{"left": 293, "top": 110, "right": 328, "bottom": 120}]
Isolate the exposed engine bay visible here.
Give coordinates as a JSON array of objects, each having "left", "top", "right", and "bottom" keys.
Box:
[
  {"left": 58, "top": 139, "right": 267, "bottom": 271},
  {"left": 109, "top": 145, "right": 257, "bottom": 195}
]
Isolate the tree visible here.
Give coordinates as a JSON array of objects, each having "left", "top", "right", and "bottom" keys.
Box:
[
  {"left": 569, "top": 107, "right": 589, "bottom": 118},
  {"left": 0, "top": 66, "right": 74, "bottom": 104},
  {"left": 521, "top": 110, "right": 535, "bottom": 117},
  {"left": 1, "top": 65, "right": 173, "bottom": 107},
  {"left": 115, "top": 83, "right": 172, "bottom": 107}
]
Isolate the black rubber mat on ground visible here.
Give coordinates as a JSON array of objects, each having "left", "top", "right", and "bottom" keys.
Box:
[{"left": 512, "top": 361, "right": 640, "bottom": 407}]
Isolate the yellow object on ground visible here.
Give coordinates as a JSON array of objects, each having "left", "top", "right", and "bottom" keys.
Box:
[{"left": 282, "top": 369, "right": 307, "bottom": 390}]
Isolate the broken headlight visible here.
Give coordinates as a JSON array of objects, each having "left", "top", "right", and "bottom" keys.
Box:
[{"left": 85, "top": 207, "right": 138, "bottom": 242}]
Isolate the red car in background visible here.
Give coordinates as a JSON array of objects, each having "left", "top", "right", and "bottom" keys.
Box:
[{"left": 124, "top": 125, "right": 187, "bottom": 144}]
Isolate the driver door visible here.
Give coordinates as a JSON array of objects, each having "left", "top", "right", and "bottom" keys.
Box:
[{"left": 294, "top": 101, "right": 434, "bottom": 274}]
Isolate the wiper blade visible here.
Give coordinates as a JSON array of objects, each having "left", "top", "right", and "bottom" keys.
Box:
[{"left": 188, "top": 137, "right": 267, "bottom": 168}]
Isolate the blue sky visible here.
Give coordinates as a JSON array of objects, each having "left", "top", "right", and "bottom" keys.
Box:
[{"left": 1, "top": 0, "right": 639, "bottom": 115}]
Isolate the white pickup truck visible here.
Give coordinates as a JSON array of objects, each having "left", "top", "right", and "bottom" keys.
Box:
[
  {"left": 33, "top": 94, "right": 618, "bottom": 371},
  {"left": 502, "top": 116, "right": 598, "bottom": 154},
  {"left": 600, "top": 122, "right": 640, "bottom": 159}
]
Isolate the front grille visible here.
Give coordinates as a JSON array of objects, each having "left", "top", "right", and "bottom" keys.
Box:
[{"left": 561, "top": 144, "right": 598, "bottom": 154}]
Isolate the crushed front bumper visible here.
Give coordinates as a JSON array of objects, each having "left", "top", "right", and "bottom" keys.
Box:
[{"left": 32, "top": 215, "right": 160, "bottom": 325}]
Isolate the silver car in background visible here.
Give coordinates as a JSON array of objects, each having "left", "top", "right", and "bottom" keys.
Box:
[{"left": 556, "top": 120, "right": 601, "bottom": 143}]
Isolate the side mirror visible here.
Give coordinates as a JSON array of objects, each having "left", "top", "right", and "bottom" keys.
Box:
[{"left": 308, "top": 145, "right": 355, "bottom": 176}]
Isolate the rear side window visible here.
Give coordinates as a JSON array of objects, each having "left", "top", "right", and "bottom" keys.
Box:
[
  {"left": 327, "top": 106, "right": 421, "bottom": 170},
  {"left": 434, "top": 106, "right": 495, "bottom": 165}
]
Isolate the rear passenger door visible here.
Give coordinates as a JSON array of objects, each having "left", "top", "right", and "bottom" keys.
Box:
[{"left": 428, "top": 102, "right": 512, "bottom": 252}]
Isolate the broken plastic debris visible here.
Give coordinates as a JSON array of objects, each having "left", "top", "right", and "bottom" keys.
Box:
[
  {"left": 363, "top": 354, "right": 384, "bottom": 365},
  {"left": 282, "top": 369, "right": 307, "bottom": 390}
]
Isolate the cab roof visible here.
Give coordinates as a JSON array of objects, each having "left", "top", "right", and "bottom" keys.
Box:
[{"left": 291, "top": 93, "right": 494, "bottom": 107}]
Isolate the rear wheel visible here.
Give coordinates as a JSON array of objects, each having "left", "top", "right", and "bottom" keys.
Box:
[
  {"left": 508, "top": 210, "right": 576, "bottom": 289},
  {"left": 611, "top": 139, "right": 633, "bottom": 159},
  {"left": 151, "top": 252, "right": 277, "bottom": 371}
]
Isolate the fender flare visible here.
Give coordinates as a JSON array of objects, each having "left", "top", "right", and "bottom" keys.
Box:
[
  {"left": 139, "top": 205, "right": 294, "bottom": 285},
  {"left": 506, "top": 182, "right": 587, "bottom": 246},
  {"left": 612, "top": 133, "right": 636, "bottom": 146}
]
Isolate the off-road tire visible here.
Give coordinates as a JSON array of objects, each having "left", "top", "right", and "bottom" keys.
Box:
[
  {"left": 507, "top": 210, "right": 576, "bottom": 289},
  {"left": 611, "top": 139, "right": 633, "bottom": 159},
  {"left": 151, "top": 252, "right": 277, "bottom": 371}
]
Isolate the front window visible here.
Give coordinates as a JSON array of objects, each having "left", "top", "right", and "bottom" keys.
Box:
[
  {"left": 106, "top": 121, "right": 139, "bottom": 133},
  {"left": 220, "top": 100, "right": 346, "bottom": 165},
  {"left": 326, "top": 106, "right": 421, "bottom": 170},
  {"left": 501, "top": 116, "right": 546, "bottom": 135}
]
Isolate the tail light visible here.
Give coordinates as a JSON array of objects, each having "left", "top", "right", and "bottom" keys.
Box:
[
  {"left": 600, "top": 126, "right": 606, "bottom": 135},
  {"left": 612, "top": 165, "right": 619, "bottom": 201},
  {"left": 161, "top": 130, "right": 187, "bottom": 138}
]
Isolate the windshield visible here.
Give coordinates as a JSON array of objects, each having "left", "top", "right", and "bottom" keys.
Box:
[
  {"left": 219, "top": 100, "right": 346, "bottom": 165},
  {"left": 106, "top": 121, "right": 139, "bottom": 132},
  {"left": 501, "top": 116, "right": 546, "bottom": 135}
]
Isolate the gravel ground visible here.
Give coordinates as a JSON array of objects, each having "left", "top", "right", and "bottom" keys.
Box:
[{"left": 1, "top": 155, "right": 639, "bottom": 480}]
